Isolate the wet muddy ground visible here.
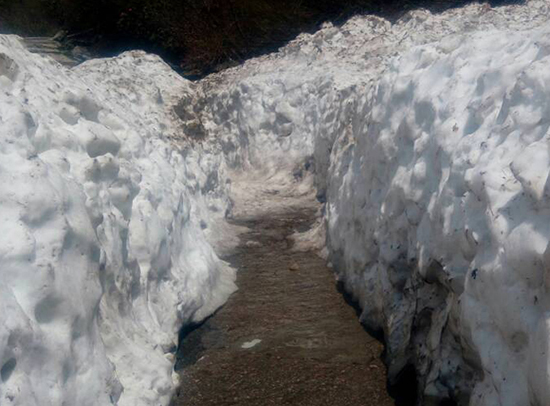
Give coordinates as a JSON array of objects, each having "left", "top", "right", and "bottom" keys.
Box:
[{"left": 172, "top": 208, "right": 399, "bottom": 406}]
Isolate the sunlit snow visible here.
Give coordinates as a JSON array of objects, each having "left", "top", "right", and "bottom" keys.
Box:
[{"left": 2, "top": 0, "right": 550, "bottom": 405}]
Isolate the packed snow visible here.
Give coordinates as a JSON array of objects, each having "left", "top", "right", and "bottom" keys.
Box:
[
  {"left": 3, "top": 0, "right": 550, "bottom": 405},
  {"left": 0, "top": 38, "right": 236, "bottom": 406}
]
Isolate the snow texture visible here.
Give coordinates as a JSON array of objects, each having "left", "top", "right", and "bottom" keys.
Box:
[
  {"left": 198, "top": 1, "right": 550, "bottom": 404},
  {"left": 3, "top": 0, "right": 550, "bottom": 405},
  {"left": 0, "top": 38, "right": 236, "bottom": 406}
]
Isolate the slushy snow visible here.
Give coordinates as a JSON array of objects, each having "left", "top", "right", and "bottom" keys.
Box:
[{"left": 3, "top": 0, "right": 550, "bottom": 405}]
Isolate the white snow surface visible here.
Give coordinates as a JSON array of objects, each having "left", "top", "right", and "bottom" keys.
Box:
[
  {"left": 3, "top": 0, "right": 550, "bottom": 405},
  {"left": 0, "top": 38, "right": 236, "bottom": 406}
]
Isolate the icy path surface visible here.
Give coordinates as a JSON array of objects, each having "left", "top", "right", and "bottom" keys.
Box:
[{"left": 3, "top": 0, "right": 550, "bottom": 405}]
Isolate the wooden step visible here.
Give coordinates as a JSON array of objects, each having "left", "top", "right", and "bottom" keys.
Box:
[{"left": 21, "top": 37, "right": 79, "bottom": 67}]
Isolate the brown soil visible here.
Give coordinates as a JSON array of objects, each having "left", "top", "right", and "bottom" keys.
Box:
[{"left": 171, "top": 207, "right": 399, "bottom": 406}]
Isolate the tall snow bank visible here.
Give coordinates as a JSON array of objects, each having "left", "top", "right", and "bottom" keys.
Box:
[
  {"left": 198, "top": 1, "right": 550, "bottom": 404},
  {"left": 326, "top": 24, "right": 550, "bottom": 406},
  {"left": 0, "top": 37, "right": 236, "bottom": 406},
  {"left": 4, "top": 0, "right": 550, "bottom": 404}
]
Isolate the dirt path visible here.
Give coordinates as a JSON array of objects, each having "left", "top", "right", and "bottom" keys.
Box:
[{"left": 172, "top": 207, "right": 398, "bottom": 406}]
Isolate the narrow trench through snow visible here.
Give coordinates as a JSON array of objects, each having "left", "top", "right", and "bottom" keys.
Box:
[
  {"left": 172, "top": 203, "right": 413, "bottom": 406},
  {"left": 6, "top": 1, "right": 550, "bottom": 404}
]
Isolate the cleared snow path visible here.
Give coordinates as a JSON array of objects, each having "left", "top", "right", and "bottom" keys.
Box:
[
  {"left": 6, "top": 1, "right": 550, "bottom": 404},
  {"left": 172, "top": 204, "right": 402, "bottom": 406}
]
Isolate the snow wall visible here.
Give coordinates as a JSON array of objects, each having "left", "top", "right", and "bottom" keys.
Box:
[
  {"left": 199, "top": 1, "right": 550, "bottom": 404},
  {"left": 0, "top": 38, "right": 238, "bottom": 406},
  {"left": 3, "top": 0, "right": 550, "bottom": 405}
]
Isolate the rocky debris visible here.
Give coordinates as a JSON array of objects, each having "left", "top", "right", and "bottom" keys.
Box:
[{"left": 246, "top": 240, "right": 262, "bottom": 248}]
